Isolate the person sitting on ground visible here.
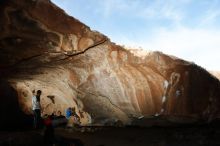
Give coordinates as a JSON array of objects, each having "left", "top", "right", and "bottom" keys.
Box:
[
  {"left": 71, "top": 107, "right": 80, "bottom": 119},
  {"left": 50, "top": 111, "right": 56, "bottom": 119},
  {"left": 53, "top": 110, "right": 66, "bottom": 120},
  {"left": 66, "top": 107, "right": 72, "bottom": 119},
  {"left": 57, "top": 110, "right": 65, "bottom": 118},
  {"left": 71, "top": 107, "right": 81, "bottom": 125},
  {"left": 55, "top": 110, "right": 68, "bottom": 127}
]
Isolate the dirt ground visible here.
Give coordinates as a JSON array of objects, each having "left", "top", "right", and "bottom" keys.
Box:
[
  {"left": 0, "top": 122, "right": 220, "bottom": 146},
  {"left": 56, "top": 125, "right": 220, "bottom": 146}
]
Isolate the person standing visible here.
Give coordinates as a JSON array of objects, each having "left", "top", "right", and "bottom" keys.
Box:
[{"left": 32, "top": 90, "right": 42, "bottom": 129}]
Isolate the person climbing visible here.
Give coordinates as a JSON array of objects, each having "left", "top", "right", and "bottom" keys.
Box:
[{"left": 32, "top": 90, "right": 42, "bottom": 129}]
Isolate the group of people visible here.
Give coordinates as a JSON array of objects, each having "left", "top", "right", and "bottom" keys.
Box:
[
  {"left": 32, "top": 89, "right": 81, "bottom": 129},
  {"left": 32, "top": 90, "right": 79, "bottom": 145}
]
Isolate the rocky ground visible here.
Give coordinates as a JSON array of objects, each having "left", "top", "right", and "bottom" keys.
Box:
[{"left": 0, "top": 119, "right": 220, "bottom": 146}]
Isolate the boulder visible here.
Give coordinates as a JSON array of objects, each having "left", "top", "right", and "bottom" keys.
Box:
[{"left": 0, "top": 0, "right": 220, "bottom": 128}]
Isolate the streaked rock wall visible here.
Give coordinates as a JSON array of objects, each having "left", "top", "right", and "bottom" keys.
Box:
[{"left": 0, "top": 0, "right": 219, "bottom": 127}]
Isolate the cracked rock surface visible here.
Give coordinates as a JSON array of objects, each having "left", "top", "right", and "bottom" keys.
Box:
[{"left": 0, "top": 0, "right": 220, "bottom": 127}]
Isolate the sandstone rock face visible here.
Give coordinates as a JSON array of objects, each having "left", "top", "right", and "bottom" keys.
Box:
[
  {"left": 210, "top": 71, "right": 220, "bottom": 80},
  {"left": 0, "top": 0, "right": 220, "bottom": 127}
]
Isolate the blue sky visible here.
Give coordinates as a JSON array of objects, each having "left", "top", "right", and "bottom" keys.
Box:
[{"left": 52, "top": 0, "right": 220, "bottom": 70}]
